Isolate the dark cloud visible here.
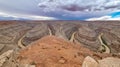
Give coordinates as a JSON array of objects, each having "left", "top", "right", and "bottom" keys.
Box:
[
  {"left": 37, "top": 0, "right": 120, "bottom": 20},
  {"left": 0, "top": 0, "right": 120, "bottom": 20},
  {"left": 60, "top": 5, "right": 89, "bottom": 11},
  {"left": 38, "top": 0, "right": 120, "bottom": 12}
]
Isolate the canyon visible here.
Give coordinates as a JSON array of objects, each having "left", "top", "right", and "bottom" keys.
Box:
[{"left": 0, "top": 21, "right": 120, "bottom": 67}]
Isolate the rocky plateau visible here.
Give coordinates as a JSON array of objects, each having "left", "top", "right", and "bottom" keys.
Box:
[{"left": 0, "top": 21, "right": 120, "bottom": 67}]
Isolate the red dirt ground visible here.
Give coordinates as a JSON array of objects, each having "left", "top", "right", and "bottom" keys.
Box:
[{"left": 18, "top": 36, "right": 113, "bottom": 67}]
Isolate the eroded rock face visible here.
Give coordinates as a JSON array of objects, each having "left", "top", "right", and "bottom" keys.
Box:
[
  {"left": 0, "top": 21, "right": 120, "bottom": 55},
  {"left": 18, "top": 36, "right": 114, "bottom": 67},
  {"left": 0, "top": 50, "right": 14, "bottom": 67},
  {"left": 0, "top": 21, "right": 119, "bottom": 67},
  {"left": 22, "top": 23, "right": 50, "bottom": 45},
  {"left": 98, "top": 57, "right": 120, "bottom": 67},
  {"left": 0, "top": 22, "right": 32, "bottom": 55},
  {"left": 82, "top": 56, "right": 120, "bottom": 67}
]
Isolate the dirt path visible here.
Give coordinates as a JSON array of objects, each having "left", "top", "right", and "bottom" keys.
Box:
[
  {"left": 70, "top": 32, "right": 76, "bottom": 42},
  {"left": 18, "top": 34, "right": 26, "bottom": 49},
  {"left": 98, "top": 33, "right": 111, "bottom": 53},
  {"left": 17, "top": 29, "right": 30, "bottom": 49}
]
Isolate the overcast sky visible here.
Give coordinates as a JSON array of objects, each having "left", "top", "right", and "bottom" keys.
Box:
[{"left": 0, "top": 0, "right": 120, "bottom": 20}]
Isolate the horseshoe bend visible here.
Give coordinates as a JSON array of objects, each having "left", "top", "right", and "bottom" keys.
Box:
[{"left": 0, "top": 21, "right": 120, "bottom": 67}]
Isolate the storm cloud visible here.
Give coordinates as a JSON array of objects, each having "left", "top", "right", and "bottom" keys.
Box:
[{"left": 0, "top": 0, "right": 120, "bottom": 20}]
